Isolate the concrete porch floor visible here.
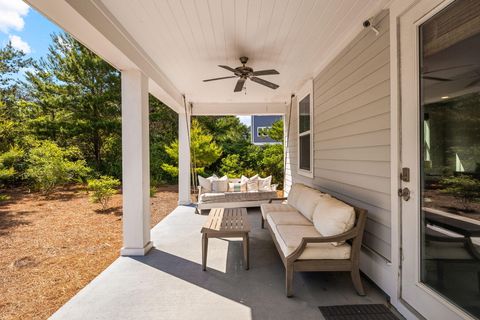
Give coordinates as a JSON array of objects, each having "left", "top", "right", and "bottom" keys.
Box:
[{"left": 51, "top": 206, "right": 395, "bottom": 320}]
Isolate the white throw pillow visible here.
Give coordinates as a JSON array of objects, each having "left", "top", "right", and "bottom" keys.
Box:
[
  {"left": 258, "top": 176, "right": 272, "bottom": 191},
  {"left": 211, "top": 175, "right": 228, "bottom": 192},
  {"left": 242, "top": 174, "right": 259, "bottom": 191},
  {"left": 198, "top": 175, "right": 212, "bottom": 193},
  {"left": 228, "top": 181, "right": 247, "bottom": 192},
  {"left": 312, "top": 196, "right": 355, "bottom": 245}
]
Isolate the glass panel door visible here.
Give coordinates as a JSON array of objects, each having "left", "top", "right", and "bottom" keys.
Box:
[{"left": 419, "top": 0, "right": 480, "bottom": 317}]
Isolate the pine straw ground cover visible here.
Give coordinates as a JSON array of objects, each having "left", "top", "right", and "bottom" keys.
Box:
[{"left": 0, "top": 185, "right": 179, "bottom": 320}]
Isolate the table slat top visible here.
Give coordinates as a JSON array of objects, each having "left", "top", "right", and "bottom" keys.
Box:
[{"left": 201, "top": 207, "right": 251, "bottom": 233}]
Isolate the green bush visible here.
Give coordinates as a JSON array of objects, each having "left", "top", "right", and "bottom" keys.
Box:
[
  {"left": 0, "top": 146, "right": 25, "bottom": 185},
  {"left": 25, "top": 141, "right": 90, "bottom": 193},
  {"left": 219, "top": 154, "right": 243, "bottom": 177},
  {"left": 87, "top": 176, "right": 120, "bottom": 210},
  {"left": 439, "top": 175, "right": 480, "bottom": 210}
]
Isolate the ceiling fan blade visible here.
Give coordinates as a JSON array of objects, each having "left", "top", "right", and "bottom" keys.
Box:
[
  {"left": 250, "top": 76, "right": 279, "bottom": 89},
  {"left": 422, "top": 76, "right": 452, "bottom": 82},
  {"left": 251, "top": 69, "right": 279, "bottom": 76},
  {"left": 234, "top": 78, "right": 246, "bottom": 92},
  {"left": 218, "top": 65, "right": 238, "bottom": 74},
  {"left": 203, "top": 76, "right": 237, "bottom": 82}
]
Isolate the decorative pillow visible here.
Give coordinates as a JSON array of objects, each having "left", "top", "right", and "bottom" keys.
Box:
[
  {"left": 258, "top": 176, "right": 272, "bottom": 191},
  {"left": 242, "top": 174, "right": 259, "bottom": 192},
  {"left": 228, "top": 181, "right": 247, "bottom": 192},
  {"left": 211, "top": 175, "right": 228, "bottom": 193},
  {"left": 198, "top": 175, "right": 216, "bottom": 193},
  {"left": 312, "top": 196, "right": 355, "bottom": 246}
]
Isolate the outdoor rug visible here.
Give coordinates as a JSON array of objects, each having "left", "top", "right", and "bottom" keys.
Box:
[{"left": 319, "top": 304, "right": 399, "bottom": 320}]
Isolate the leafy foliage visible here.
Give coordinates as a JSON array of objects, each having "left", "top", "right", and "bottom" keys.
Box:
[
  {"left": 25, "top": 141, "right": 90, "bottom": 193},
  {"left": 259, "top": 119, "right": 284, "bottom": 142},
  {"left": 219, "top": 154, "right": 243, "bottom": 177},
  {"left": 162, "top": 119, "right": 222, "bottom": 177},
  {"left": 0, "top": 146, "right": 24, "bottom": 185},
  {"left": 25, "top": 33, "right": 121, "bottom": 174},
  {"left": 439, "top": 175, "right": 480, "bottom": 210},
  {"left": 87, "top": 176, "right": 120, "bottom": 210}
]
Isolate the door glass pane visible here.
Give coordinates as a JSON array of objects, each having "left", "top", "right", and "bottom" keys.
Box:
[
  {"left": 299, "top": 134, "right": 310, "bottom": 171},
  {"left": 420, "top": 1, "right": 480, "bottom": 317},
  {"left": 299, "top": 95, "right": 310, "bottom": 133}
]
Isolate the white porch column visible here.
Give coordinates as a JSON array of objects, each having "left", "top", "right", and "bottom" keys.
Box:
[
  {"left": 178, "top": 110, "right": 191, "bottom": 205},
  {"left": 120, "top": 69, "right": 152, "bottom": 256}
]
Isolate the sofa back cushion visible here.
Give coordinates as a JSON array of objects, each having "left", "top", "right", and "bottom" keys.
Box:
[
  {"left": 241, "top": 174, "right": 259, "bottom": 192},
  {"left": 198, "top": 174, "right": 218, "bottom": 193},
  {"left": 287, "top": 183, "right": 329, "bottom": 221},
  {"left": 312, "top": 196, "right": 355, "bottom": 240},
  {"left": 258, "top": 176, "right": 272, "bottom": 191},
  {"left": 228, "top": 181, "right": 247, "bottom": 192},
  {"left": 211, "top": 175, "right": 229, "bottom": 192}
]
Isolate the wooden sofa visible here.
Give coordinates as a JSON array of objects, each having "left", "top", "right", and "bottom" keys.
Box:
[{"left": 261, "top": 183, "right": 367, "bottom": 297}]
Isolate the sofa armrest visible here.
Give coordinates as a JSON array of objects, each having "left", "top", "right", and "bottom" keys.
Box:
[
  {"left": 286, "top": 227, "right": 360, "bottom": 261},
  {"left": 268, "top": 197, "right": 288, "bottom": 203}
]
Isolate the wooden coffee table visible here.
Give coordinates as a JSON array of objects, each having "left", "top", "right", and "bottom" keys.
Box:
[{"left": 201, "top": 207, "right": 251, "bottom": 271}]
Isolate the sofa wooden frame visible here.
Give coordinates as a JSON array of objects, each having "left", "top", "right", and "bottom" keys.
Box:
[{"left": 263, "top": 198, "right": 368, "bottom": 297}]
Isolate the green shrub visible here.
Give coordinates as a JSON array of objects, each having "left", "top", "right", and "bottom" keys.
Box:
[
  {"left": 0, "top": 146, "right": 25, "bottom": 185},
  {"left": 219, "top": 154, "right": 243, "bottom": 177},
  {"left": 150, "top": 185, "right": 157, "bottom": 198},
  {"left": 87, "top": 176, "right": 120, "bottom": 210},
  {"left": 25, "top": 141, "right": 90, "bottom": 193},
  {"left": 439, "top": 175, "right": 480, "bottom": 210}
]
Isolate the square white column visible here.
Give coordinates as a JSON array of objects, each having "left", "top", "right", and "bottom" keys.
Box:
[
  {"left": 178, "top": 111, "right": 191, "bottom": 205},
  {"left": 120, "top": 70, "right": 152, "bottom": 256}
]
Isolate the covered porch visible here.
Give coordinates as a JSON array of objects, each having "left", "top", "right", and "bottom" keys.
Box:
[
  {"left": 24, "top": 0, "right": 409, "bottom": 319},
  {"left": 50, "top": 206, "right": 391, "bottom": 320}
]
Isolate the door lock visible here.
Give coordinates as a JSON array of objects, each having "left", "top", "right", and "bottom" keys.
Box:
[{"left": 398, "top": 187, "right": 410, "bottom": 201}]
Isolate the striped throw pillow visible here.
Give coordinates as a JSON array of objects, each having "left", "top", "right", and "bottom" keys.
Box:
[{"left": 228, "top": 182, "right": 246, "bottom": 192}]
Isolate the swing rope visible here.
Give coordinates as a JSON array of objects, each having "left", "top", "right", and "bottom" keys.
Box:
[
  {"left": 284, "top": 94, "right": 295, "bottom": 191},
  {"left": 189, "top": 103, "right": 198, "bottom": 192},
  {"left": 182, "top": 96, "right": 197, "bottom": 197}
]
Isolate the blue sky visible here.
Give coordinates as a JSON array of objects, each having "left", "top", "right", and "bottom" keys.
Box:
[{"left": 0, "top": 1, "right": 61, "bottom": 61}]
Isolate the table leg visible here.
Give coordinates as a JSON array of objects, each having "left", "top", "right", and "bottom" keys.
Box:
[
  {"left": 243, "top": 233, "right": 249, "bottom": 270},
  {"left": 202, "top": 233, "right": 208, "bottom": 271}
]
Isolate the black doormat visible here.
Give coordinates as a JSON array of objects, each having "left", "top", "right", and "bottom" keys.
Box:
[{"left": 319, "top": 304, "right": 399, "bottom": 320}]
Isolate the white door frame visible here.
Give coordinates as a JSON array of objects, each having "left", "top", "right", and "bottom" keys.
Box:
[{"left": 399, "top": 0, "right": 476, "bottom": 319}]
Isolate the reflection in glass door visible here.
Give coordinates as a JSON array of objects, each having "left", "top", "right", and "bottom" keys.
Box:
[{"left": 419, "top": 0, "right": 480, "bottom": 317}]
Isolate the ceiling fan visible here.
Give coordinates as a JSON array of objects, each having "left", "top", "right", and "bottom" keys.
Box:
[{"left": 203, "top": 56, "right": 279, "bottom": 92}]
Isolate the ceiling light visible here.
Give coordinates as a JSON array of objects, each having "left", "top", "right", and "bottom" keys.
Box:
[{"left": 441, "top": 96, "right": 449, "bottom": 99}]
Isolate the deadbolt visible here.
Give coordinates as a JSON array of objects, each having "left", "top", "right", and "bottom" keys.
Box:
[{"left": 398, "top": 187, "right": 410, "bottom": 201}]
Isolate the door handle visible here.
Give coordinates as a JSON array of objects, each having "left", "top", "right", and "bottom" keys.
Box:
[{"left": 398, "top": 187, "right": 410, "bottom": 201}]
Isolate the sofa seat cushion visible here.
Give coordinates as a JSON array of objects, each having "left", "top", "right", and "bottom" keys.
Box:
[
  {"left": 260, "top": 203, "right": 292, "bottom": 219},
  {"left": 200, "top": 190, "right": 277, "bottom": 204},
  {"left": 270, "top": 224, "right": 351, "bottom": 260},
  {"left": 199, "top": 193, "right": 226, "bottom": 203},
  {"left": 267, "top": 211, "right": 311, "bottom": 226},
  {"left": 287, "top": 184, "right": 330, "bottom": 221}
]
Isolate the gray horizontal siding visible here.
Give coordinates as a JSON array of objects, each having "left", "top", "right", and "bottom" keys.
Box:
[{"left": 285, "top": 11, "right": 391, "bottom": 260}]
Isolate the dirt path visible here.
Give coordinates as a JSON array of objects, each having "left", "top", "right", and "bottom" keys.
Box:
[{"left": 0, "top": 185, "right": 179, "bottom": 320}]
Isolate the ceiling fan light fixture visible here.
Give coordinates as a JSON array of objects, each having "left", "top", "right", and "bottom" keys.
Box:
[{"left": 203, "top": 57, "right": 280, "bottom": 92}]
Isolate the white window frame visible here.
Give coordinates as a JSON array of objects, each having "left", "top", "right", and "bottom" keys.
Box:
[
  {"left": 296, "top": 80, "right": 314, "bottom": 178},
  {"left": 256, "top": 126, "right": 270, "bottom": 137}
]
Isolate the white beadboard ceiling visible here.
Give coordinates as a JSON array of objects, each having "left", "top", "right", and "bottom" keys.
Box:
[{"left": 99, "top": 0, "right": 388, "bottom": 104}]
